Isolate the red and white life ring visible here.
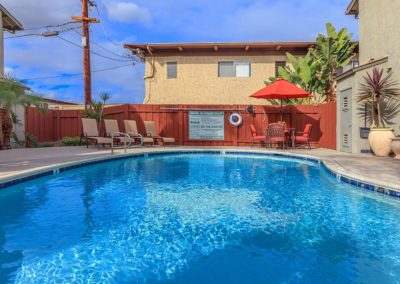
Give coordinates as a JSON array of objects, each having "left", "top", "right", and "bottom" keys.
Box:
[{"left": 229, "top": 113, "right": 243, "bottom": 127}]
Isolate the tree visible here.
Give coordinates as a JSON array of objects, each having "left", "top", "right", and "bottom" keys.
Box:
[
  {"left": 266, "top": 22, "right": 357, "bottom": 103},
  {"left": 0, "top": 76, "right": 48, "bottom": 149}
]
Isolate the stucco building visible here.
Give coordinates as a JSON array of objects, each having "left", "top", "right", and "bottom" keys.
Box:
[
  {"left": 336, "top": 0, "right": 400, "bottom": 154},
  {"left": 124, "top": 42, "right": 315, "bottom": 105}
]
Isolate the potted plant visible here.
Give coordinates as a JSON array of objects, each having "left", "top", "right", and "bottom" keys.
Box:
[
  {"left": 391, "top": 136, "right": 400, "bottom": 159},
  {"left": 356, "top": 68, "right": 400, "bottom": 156}
]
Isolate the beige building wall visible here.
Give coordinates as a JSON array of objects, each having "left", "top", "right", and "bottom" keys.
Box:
[
  {"left": 358, "top": 0, "right": 400, "bottom": 71},
  {"left": 143, "top": 55, "right": 289, "bottom": 105},
  {"left": 336, "top": 0, "right": 400, "bottom": 153},
  {"left": 358, "top": 0, "right": 400, "bottom": 133}
]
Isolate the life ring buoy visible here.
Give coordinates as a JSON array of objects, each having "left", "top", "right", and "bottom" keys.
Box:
[{"left": 229, "top": 113, "right": 243, "bottom": 127}]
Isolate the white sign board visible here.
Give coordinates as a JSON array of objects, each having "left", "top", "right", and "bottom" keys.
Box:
[{"left": 189, "top": 111, "right": 224, "bottom": 140}]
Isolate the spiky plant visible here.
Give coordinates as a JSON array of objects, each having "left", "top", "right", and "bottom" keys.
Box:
[{"left": 356, "top": 68, "right": 400, "bottom": 127}]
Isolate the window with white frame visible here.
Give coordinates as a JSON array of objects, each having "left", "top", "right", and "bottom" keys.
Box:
[{"left": 218, "top": 61, "right": 251, "bottom": 77}]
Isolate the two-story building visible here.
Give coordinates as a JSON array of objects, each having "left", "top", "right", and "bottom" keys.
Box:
[
  {"left": 124, "top": 42, "right": 314, "bottom": 105},
  {"left": 336, "top": 0, "right": 400, "bottom": 154}
]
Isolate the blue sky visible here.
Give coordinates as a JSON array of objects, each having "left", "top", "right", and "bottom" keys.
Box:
[{"left": 3, "top": 0, "right": 358, "bottom": 104}]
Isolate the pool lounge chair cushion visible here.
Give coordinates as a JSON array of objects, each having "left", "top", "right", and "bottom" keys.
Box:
[
  {"left": 144, "top": 121, "right": 175, "bottom": 144},
  {"left": 82, "top": 118, "right": 112, "bottom": 145},
  {"left": 123, "top": 120, "right": 154, "bottom": 144}
]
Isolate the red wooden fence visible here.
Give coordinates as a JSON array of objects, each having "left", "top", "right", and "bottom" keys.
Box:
[{"left": 25, "top": 103, "right": 337, "bottom": 149}]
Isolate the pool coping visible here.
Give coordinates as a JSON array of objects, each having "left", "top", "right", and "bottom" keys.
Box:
[{"left": 0, "top": 148, "right": 399, "bottom": 198}]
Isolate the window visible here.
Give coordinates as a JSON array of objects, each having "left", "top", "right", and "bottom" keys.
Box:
[
  {"left": 275, "top": 61, "right": 286, "bottom": 77},
  {"left": 218, "top": 61, "right": 250, "bottom": 77},
  {"left": 167, "top": 62, "right": 177, "bottom": 79}
]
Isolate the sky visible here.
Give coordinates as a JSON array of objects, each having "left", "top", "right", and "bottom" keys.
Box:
[{"left": 3, "top": 0, "right": 358, "bottom": 104}]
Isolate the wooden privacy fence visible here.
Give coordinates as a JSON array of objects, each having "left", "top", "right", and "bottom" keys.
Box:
[{"left": 25, "top": 102, "right": 337, "bottom": 149}]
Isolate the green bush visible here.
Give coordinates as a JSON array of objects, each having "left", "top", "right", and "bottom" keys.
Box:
[
  {"left": 62, "top": 136, "right": 87, "bottom": 146},
  {"left": 25, "top": 132, "right": 38, "bottom": 148},
  {"left": 37, "top": 141, "right": 55, "bottom": 148}
]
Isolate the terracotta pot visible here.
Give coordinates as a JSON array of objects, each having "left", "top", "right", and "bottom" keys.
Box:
[
  {"left": 391, "top": 137, "right": 400, "bottom": 160},
  {"left": 368, "top": 128, "right": 395, "bottom": 157}
]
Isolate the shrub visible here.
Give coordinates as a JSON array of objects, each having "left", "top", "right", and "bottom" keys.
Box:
[
  {"left": 62, "top": 136, "right": 87, "bottom": 146},
  {"left": 37, "top": 141, "right": 55, "bottom": 148},
  {"left": 25, "top": 132, "right": 38, "bottom": 148}
]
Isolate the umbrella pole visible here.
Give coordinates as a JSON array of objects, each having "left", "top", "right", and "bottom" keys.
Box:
[{"left": 280, "top": 98, "right": 283, "bottom": 121}]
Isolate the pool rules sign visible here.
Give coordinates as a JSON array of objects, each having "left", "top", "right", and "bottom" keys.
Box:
[{"left": 189, "top": 111, "right": 225, "bottom": 140}]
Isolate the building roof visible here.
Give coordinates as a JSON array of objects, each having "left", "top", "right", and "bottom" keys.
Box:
[
  {"left": 0, "top": 4, "right": 23, "bottom": 32},
  {"left": 124, "top": 42, "right": 316, "bottom": 58},
  {"left": 40, "top": 97, "right": 79, "bottom": 105},
  {"left": 346, "top": 0, "right": 359, "bottom": 16}
]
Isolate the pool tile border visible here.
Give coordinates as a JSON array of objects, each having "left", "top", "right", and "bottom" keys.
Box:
[{"left": 0, "top": 149, "right": 399, "bottom": 199}]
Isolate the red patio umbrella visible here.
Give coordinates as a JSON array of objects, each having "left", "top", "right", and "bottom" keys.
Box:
[{"left": 250, "top": 78, "right": 311, "bottom": 121}]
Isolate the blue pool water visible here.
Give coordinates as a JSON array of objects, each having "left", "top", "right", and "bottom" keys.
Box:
[{"left": 1, "top": 153, "right": 400, "bottom": 283}]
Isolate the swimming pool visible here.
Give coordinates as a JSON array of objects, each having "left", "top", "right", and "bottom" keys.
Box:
[{"left": 1, "top": 152, "right": 400, "bottom": 283}]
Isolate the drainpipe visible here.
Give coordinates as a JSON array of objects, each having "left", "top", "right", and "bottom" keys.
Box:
[{"left": 0, "top": 10, "right": 4, "bottom": 78}]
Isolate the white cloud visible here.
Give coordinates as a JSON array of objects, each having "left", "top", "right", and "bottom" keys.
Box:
[
  {"left": 1, "top": 0, "right": 79, "bottom": 28},
  {"left": 105, "top": 2, "right": 151, "bottom": 25}
]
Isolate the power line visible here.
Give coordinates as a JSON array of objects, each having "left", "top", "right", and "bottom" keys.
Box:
[
  {"left": 20, "top": 21, "right": 80, "bottom": 31},
  {"left": 93, "top": 2, "right": 123, "bottom": 48},
  {"left": 72, "top": 29, "right": 139, "bottom": 62},
  {"left": 5, "top": 26, "right": 82, "bottom": 39},
  {"left": 56, "top": 35, "right": 131, "bottom": 62},
  {"left": 21, "top": 64, "right": 134, "bottom": 81}
]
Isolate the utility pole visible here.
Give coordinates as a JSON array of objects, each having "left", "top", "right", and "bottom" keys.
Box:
[{"left": 72, "top": 0, "right": 99, "bottom": 110}]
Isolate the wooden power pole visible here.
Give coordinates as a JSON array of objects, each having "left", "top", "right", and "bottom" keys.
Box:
[{"left": 72, "top": 0, "right": 99, "bottom": 110}]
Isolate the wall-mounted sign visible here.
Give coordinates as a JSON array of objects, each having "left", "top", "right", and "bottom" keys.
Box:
[{"left": 189, "top": 111, "right": 224, "bottom": 140}]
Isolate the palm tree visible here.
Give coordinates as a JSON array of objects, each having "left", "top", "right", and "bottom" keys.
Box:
[
  {"left": 0, "top": 76, "right": 48, "bottom": 149},
  {"left": 356, "top": 68, "right": 400, "bottom": 127}
]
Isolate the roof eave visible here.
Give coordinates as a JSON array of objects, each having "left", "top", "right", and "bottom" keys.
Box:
[
  {"left": 0, "top": 4, "right": 23, "bottom": 32},
  {"left": 345, "top": 0, "right": 359, "bottom": 16}
]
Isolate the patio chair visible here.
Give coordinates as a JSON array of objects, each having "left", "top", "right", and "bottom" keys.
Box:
[
  {"left": 250, "top": 124, "right": 265, "bottom": 147},
  {"left": 144, "top": 121, "right": 175, "bottom": 146},
  {"left": 124, "top": 120, "right": 154, "bottom": 146},
  {"left": 295, "top": 124, "right": 312, "bottom": 149},
  {"left": 266, "top": 123, "right": 287, "bottom": 149},
  {"left": 104, "top": 119, "right": 132, "bottom": 146},
  {"left": 81, "top": 118, "right": 113, "bottom": 149}
]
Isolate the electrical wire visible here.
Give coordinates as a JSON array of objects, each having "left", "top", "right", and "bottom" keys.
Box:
[
  {"left": 4, "top": 33, "right": 42, "bottom": 39},
  {"left": 72, "top": 29, "right": 134, "bottom": 61},
  {"left": 5, "top": 26, "right": 82, "bottom": 39},
  {"left": 19, "top": 21, "right": 80, "bottom": 31},
  {"left": 21, "top": 64, "right": 134, "bottom": 81},
  {"left": 56, "top": 35, "right": 131, "bottom": 62},
  {"left": 93, "top": 2, "right": 123, "bottom": 48}
]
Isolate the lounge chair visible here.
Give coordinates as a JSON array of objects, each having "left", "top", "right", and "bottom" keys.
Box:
[
  {"left": 104, "top": 119, "right": 132, "bottom": 146},
  {"left": 124, "top": 120, "right": 154, "bottom": 146},
  {"left": 81, "top": 118, "right": 113, "bottom": 148},
  {"left": 144, "top": 121, "right": 175, "bottom": 145},
  {"left": 295, "top": 124, "right": 312, "bottom": 149},
  {"left": 250, "top": 124, "right": 265, "bottom": 147}
]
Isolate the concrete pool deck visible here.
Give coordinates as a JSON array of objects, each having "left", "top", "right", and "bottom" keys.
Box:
[{"left": 0, "top": 146, "right": 399, "bottom": 191}]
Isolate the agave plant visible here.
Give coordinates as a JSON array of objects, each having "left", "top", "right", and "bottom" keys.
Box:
[{"left": 356, "top": 68, "right": 400, "bottom": 127}]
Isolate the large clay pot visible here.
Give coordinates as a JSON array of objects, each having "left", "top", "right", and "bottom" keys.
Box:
[
  {"left": 391, "top": 137, "right": 400, "bottom": 160},
  {"left": 368, "top": 128, "right": 395, "bottom": 157}
]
